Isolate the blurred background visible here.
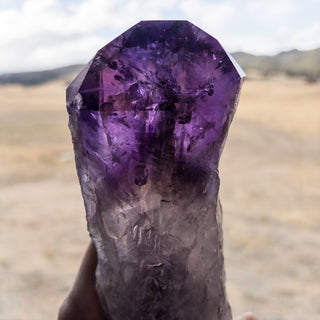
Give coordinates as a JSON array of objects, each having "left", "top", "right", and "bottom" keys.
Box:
[{"left": 0, "top": 0, "right": 319, "bottom": 319}]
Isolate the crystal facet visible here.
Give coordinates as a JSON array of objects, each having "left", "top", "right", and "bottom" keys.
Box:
[{"left": 67, "top": 21, "right": 245, "bottom": 320}]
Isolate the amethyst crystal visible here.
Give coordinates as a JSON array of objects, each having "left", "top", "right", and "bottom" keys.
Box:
[{"left": 67, "top": 21, "right": 244, "bottom": 320}]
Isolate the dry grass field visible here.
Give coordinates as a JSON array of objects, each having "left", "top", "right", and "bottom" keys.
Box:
[{"left": 0, "top": 75, "right": 319, "bottom": 319}]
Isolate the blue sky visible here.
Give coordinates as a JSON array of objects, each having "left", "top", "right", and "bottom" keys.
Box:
[{"left": 0, "top": 0, "right": 319, "bottom": 73}]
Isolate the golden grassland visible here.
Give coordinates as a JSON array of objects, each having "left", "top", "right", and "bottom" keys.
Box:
[{"left": 0, "top": 77, "right": 319, "bottom": 319}]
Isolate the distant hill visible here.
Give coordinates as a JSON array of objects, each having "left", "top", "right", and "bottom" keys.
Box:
[
  {"left": 0, "top": 48, "right": 319, "bottom": 86},
  {"left": 0, "top": 64, "right": 84, "bottom": 86},
  {"left": 232, "top": 48, "right": 320, "bottom": 81}
]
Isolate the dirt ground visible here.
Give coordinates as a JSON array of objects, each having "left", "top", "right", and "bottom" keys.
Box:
[{"left": 0, "top": 75, "right": 319, "bottom": 319}]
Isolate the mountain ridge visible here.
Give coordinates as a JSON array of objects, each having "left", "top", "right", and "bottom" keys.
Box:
[
  {"left": 232, "top": 48, "right": 320, "bottom": 81},
  {"left": 0, "top": 48, "right": 319, "bottom": 86}
]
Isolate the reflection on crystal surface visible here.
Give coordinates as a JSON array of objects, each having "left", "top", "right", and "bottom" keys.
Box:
[{"left": 67, "top": 21, "right": 245, "bottom": 320}]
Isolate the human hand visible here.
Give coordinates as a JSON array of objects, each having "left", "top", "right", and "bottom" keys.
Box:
[
  {"left": 58, "top": 241, "right": 258, "bottom": 320},
  {"left": 58, "top": 241, "right": 104, "bottom": 320}
]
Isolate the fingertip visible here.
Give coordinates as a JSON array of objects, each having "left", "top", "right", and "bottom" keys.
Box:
[{"left": 236, "top": 311, "right": 258, "bottom": 320}]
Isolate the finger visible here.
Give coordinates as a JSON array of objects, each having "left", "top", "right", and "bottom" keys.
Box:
[{"left": 236, "top": 312, "right": 258, "bottom": 320}]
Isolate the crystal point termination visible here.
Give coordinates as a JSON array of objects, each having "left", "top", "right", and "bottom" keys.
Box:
[{"left": 67, "top": 21, "right": 245, "bottom": 320}]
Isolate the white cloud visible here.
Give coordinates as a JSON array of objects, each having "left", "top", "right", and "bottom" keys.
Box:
[
  {"left": 0, "top": 0, "right": 183, "bottom": 73},
  {"left": 224, "top": 34, "right": 283, "bottom": 54},
  {"left": 217, "top": 0, "right": 320, "bottom": 54},
  {"left": 179, "top": 0, "right": 235, "bottom": 31},
  {"left": 30, "top": 34, "right": 105, "bottom": 68},
  {"left": 284, "top": 22, "right": 320, "bottom": 51},
  {"left": 23, "top": 0, "right": 56, "bottom": 12},
  {"left": 0, "top": 0, "right": 138, "bottom": 72},
  {"left": 248, "top": 0, "right": 295, "bottom": 16}
]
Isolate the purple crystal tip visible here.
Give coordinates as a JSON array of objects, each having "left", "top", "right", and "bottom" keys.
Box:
[{"left": 67, "top": 20, "right": 245, "bottom": 320}]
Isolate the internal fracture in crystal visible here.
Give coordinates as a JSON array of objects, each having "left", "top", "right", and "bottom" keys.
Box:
[{"left": 67, "top": 20, "right": 245, "bottom": 320}]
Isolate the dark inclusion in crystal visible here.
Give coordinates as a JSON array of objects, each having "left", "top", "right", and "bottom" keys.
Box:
[{"left": 67, "top": 21, "right": 245, "bottom": 320}]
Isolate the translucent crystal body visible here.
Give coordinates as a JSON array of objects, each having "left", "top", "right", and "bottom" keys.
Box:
[{"left": 67, "top": 21, "right": 245, "bottom": 320}]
